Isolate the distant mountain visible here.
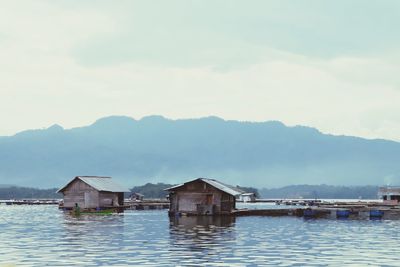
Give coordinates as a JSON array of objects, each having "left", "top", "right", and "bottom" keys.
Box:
[
  {"left": 0, "top": 186, "right": 60, "bottom": 199},
  {"left": 0, "top": 184, "right": 14, "bottom": 188},
  {"left": 129, "top": 182, "right": 260, "bottom": 199},
  {"left": 1, "top": 115, "right": 400, "bottom": 188},
  {"left": 259, "top": 185, "right": 379, "bottom": 199}
]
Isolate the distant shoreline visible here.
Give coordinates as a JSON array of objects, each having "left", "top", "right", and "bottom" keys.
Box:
[{"left": 0, "top": 184, "right": 380, "bottom": 200}]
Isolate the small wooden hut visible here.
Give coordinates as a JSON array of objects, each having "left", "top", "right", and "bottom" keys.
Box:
[
  {"left": 238, "top": 192, "right": 256, "bottom": 202},
  {"left": 378, "top": 186, "right": 400, "bottom": 204},
  {"left": 165, "top": 178, "right": 244, "bottom": 216},
  {"left": 130, "top": 192, "right": 144, "bottom": 201},
  {"left": 57, "top": 176, "right": 130, "bottom": 210}
]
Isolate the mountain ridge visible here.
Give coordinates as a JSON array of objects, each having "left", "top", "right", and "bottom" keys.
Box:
[{"left": 1, "top": 115, "right": 399, "bottom": 188}]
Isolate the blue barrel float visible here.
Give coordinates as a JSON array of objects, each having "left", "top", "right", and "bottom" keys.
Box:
[
  {"left": 303, "top": 208, "right": 316, "bottom": 218},
  {"left": 369, "top": 210, "right": 384, "bottom": 219},
  {"left": 336, "top": 209, "right": 350, "bottom": 219}
]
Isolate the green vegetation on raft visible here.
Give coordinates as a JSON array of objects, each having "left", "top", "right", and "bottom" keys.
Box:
[{"left": 70, "top": 210, "right": 114, "bottom": 216}]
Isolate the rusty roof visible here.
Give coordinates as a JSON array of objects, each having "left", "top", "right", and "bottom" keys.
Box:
[
  {"left": 165, "top": 178, "right": 244, "bottom": 196},
  {"left": 57, "top": 176, "right": 130, "bottom": 193}
]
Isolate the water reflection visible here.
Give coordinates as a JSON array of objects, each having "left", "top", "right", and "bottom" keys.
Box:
[
  {"left": 55, "top": 213, "right": 126, "bottom": 266},
  {"left": 170, "top": 214, "right": 236, "bottom": 229},
  {"left": 168, "top": 216, "right": 236, "bottom": 264},
  {"left": 62, "top": 213, "right": 125, "bottom": 241},
  {"left": 2, "top": 206, "right": 400, "bottom": 266}
]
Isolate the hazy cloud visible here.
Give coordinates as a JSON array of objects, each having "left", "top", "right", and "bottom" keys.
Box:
[{"left": 0, "top": 0, "right": 399, "bottom": 141}]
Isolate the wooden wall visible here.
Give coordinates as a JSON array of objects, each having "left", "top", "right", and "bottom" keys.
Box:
[
  {"left": 169, "top": 180, "right": 235, "bottom": 215},
  {"left": 99, "top": 192, "right": 120, "bottom": 207},
  {"left": 61, "top": 178, "right": 123, "bottom": 209},
  {"left": 220, "top": 192, "right": 235, "bottom": 212},
  {"left": 63, "top": 179, "right": 98, "bottom": 208}
]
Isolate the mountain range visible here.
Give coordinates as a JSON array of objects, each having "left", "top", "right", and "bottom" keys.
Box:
[{"left": 1, "top": 115, "right": 399, "bottom": 188}]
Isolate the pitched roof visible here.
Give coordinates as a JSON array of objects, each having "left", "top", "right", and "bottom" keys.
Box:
[
  {"left": 165, "top": 178, "right": 244, "bottom": 196},
  {"left": 240, "top": 193, "right": 255, "bottom": 196},
  {"left": 57, "top": 176, "right": 130, "bottom": 193}
]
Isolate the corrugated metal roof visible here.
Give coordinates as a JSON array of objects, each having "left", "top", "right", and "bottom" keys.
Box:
[
  {"left": 164, "top": 183, "right": 184, "bottom": 191},
  {"left": 165, "top": 178, "right": 244, "bottom": 196},
  {"left": 57, "top": 176, "right": 130, "bottom": 193},
  {"left": 201, "top": 178, "right": 245, "bottom": 196},
  {"left": 241, "top": 193, "right": 255, "bottom": 196}
]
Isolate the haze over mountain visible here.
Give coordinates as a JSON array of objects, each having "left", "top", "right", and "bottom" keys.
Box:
[{"left": 1, "top": 115, "right": 399, "bottom": 188}]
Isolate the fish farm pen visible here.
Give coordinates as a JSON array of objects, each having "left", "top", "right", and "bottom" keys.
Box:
[
  {"left": 0, "top": 199, "right": 60, "bottom": 205},
  {"left": 232, "top": 205, "right": 400, "bottom": 220},
  {"left": 124, "top": 199, "right": 170, "bottom": 210},
  {"left": 165, "top": 200, "right": 400, "bottom": 220},
  {"left": 4, "top": 198, "right": 400, "bottom": 220}
]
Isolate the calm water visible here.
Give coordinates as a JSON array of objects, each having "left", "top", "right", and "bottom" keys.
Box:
[{"left": 1, "top": 205, "right": 400, "bottom": 266}]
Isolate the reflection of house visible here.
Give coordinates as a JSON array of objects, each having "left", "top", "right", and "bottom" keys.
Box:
[
  {"left": 165, "top": 178, "right": 244, "bottom": 216},
  {"left": 57, "top": 176, "right": 130, "bottom": 210},
  {"left": 170, "top": 214, "right": 236, "bottom": 228},
  {"left": 238, "top": 193, "right": 256, "bottom": 202},
  {"left": 169, "top": 215, "right": 236, "bottom": 254},
  {"left": 378, "top": 187, "right": 400, "bottom": 204}
]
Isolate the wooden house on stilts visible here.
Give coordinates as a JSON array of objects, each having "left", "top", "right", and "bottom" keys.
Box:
[
  {"left": 57, "top": 176, "right": 130, "bottom": 211},
  {"left": 166, "top": 178, "right": 244, "bottom": 216}
]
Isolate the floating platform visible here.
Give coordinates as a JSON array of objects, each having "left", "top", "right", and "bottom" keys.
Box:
[
  {"left": 124, "top": 199, "right": 169, "bottom": 210},
  {"left": 0, "top": 199, "right": 60, "bottom": 205},
  {"left": 231, "top": 205, "right": 400, "bottom": 220},
  {"left": 57, "top": 199, "right": 169, "bottom": 211},
  {"left": 69, "top": 209, "right": 116, "bottom": 216},
  {"left": 231, "top": 208, "right": 330, "bottom": 217}
]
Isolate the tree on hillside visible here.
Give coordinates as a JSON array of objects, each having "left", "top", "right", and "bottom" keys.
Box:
[{"left": 130, "top": 183, "right": 174, "bottom": 199}]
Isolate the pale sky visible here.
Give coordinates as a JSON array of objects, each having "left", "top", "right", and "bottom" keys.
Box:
[{"left": 1, "top": 0, "right": 400, "bottom": 140}]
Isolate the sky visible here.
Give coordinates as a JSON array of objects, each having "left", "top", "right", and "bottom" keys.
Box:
[{"left": 1, "top": 0, "right": 400, "bottom": 140}]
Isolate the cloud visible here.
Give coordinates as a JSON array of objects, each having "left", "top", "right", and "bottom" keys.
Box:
[
  {"left": 70, "top": 0, "right": 400, "bottom": 67},
  {"left": 0, "top": 0, "right": 399, "bottom": 142}
]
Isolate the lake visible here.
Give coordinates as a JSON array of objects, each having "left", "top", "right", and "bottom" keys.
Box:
[{"left": 1, "top": 205, "right": 399, "bottom": 266}]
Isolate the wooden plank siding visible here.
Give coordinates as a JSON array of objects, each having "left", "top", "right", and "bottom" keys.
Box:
[
  {"left": 63, "top": 179, "right": 98, "bottom": 208},
  {"left": 168, "top": 179, "right": 236, "bottom": 215},
  {"left": 61, "top": 178, "right": 122, "bottom": 209}
]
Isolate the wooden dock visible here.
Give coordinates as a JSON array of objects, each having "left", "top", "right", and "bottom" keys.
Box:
[
  {"left": 232, "top": 208, "right": 304, "bottom": 216},
  {"left": 5, "top": 197, "right": 400, "bottom": 220},
  {"left": 123, "top": 199, "right": 169, "bottom": 210},
  {"left": 231, "top": 204, "right": 400, "bottom": 220},
  {"left": 0, "top": 199, "right": 60, "bottom": 205},
  {"left": 0, "top": 198, "right": 169, "bottom": 210}
]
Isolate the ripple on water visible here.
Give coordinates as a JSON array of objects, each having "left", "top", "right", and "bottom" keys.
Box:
[{"left": 1, "top": 205, "right": 400, "bottom": 266}]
